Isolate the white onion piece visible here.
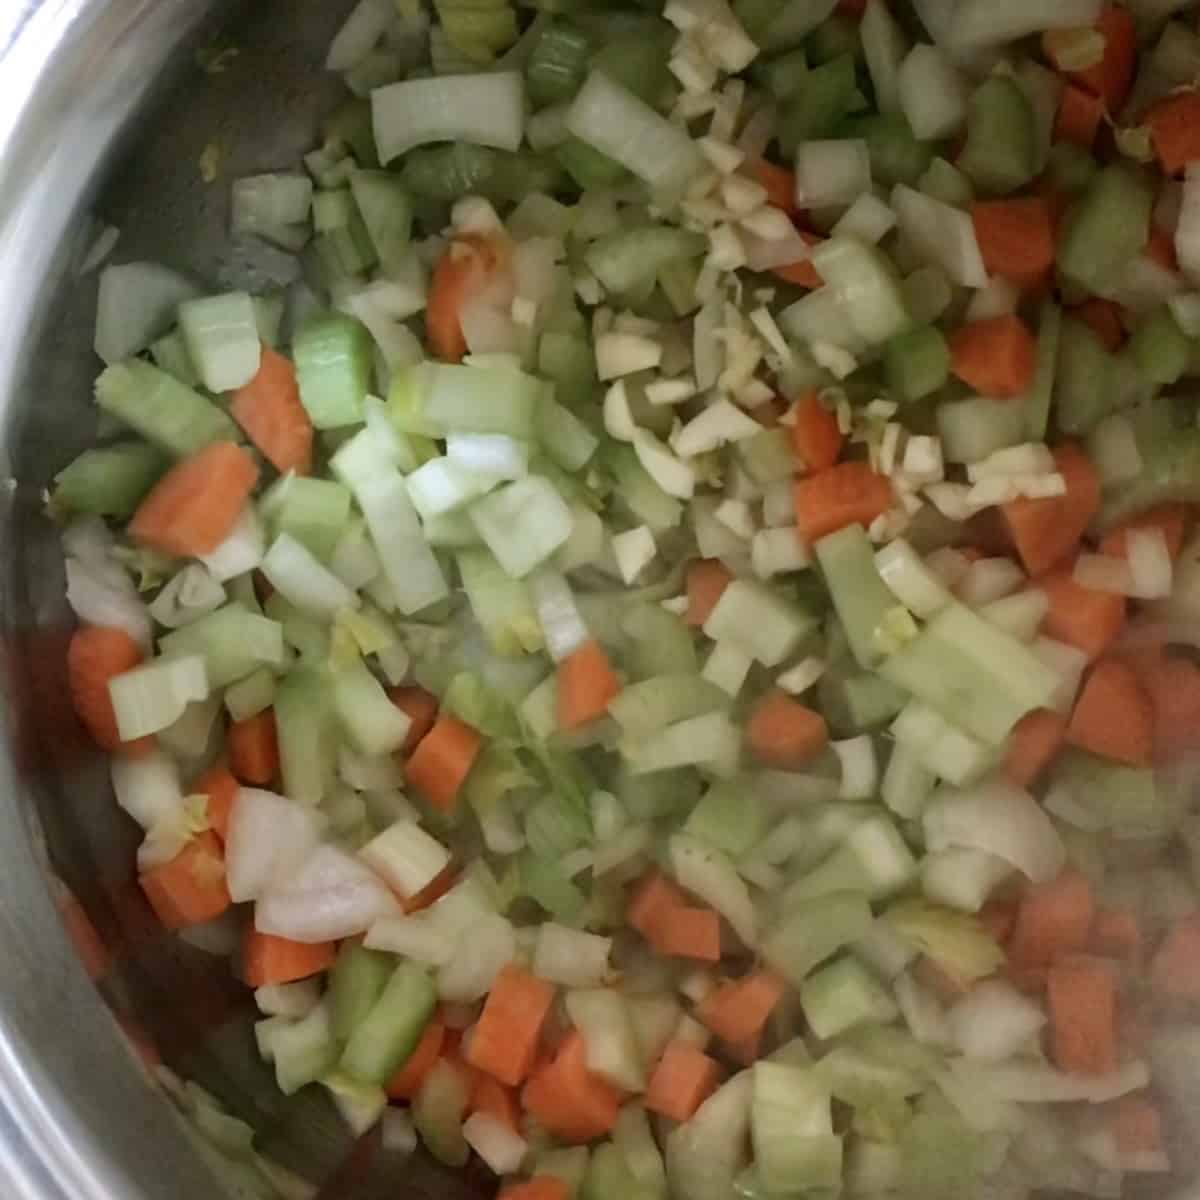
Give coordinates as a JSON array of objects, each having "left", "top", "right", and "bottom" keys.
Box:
[
  {"left": 1177, "top": 165, "right": 1200, "bottom": 285},
  {"left": 948, "top": 980, "right": 1046, "bottom": 1062},
  {"left": 111, "top": 750, "right": 186, "bottom": 832},
  {"left": 437, "top": 912, "right": 516, "bottom": 1003},
  {"left": 256, "top": 844, "right": 399, "bottom": 942},
  {"left": 64, "top": 557, "right": 152, "bottom": 650},
  {"left": 225, "top": 788, "right": 324, "bottom": 903}
]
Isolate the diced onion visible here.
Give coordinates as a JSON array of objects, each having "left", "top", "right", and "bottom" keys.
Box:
[
  {"left": 794, "top": 139, "right": 871, "bottom": 209},
  {"left": 463, "top": 1112, "right": 528, "bottom": 1176},
  {"left": 947, "top": 979, "right": 1046, "bottom": 1062},
  {"left": 1127, "top": 528, "right": 1173, "bottom": 600},
  {"left": 891, "top": 183, "right": 987, "bottom": 288}
]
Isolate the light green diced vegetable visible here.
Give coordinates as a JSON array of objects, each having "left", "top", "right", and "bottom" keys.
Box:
[
  {"left": 799, "top": 956, "right": 898, "bottom": 1040},
  {"left": 178, "top": 291, "right": 262, "bottom": 393},
  {"left": 751, "top": 1062, "right": 842, "bottom": 1195},
  {"left": 703, "top": 579, "right": 818, "bottom": 668},
  {"left": 763, "top": 892, "right": 874, "bottom": 986},
  {"left": 274, "top": 664, "right": 335, "bottom": 806},
  {"left": 294, "top": 312, "right": 372, "bottom": 429},
  {"left": 815, "top": 525, "right": 901, "bottom": 670},
  {"left": 52, "top": 443, "right": 167, "bottom": 517},
  {"left": 159, "top": 604, "right": 285, "bottom": 688}
]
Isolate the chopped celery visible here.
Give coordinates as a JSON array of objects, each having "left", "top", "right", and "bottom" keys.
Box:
[
  {"left": 413, "top": 1058, "right": 471, "bottom": 1167},
  {"left": 527, "top": 20, "right": 592, "bottom": 105},
  {"left": 260, "top": 473, "right": 353, "bottom": 562},
  {"left": 880, "top": 603, "right": 1060, "bottom": 744},
  {"left": 274, "top": 665, "right": 335, "bottom": 806},
  {"left": 799, "top": 956, "right": 897, "bottom": 1039},
  {"left": 330, "top": 942, "right": 394, "bottom": 1041},
  {"left": 837, "top": 112, "right": 933, "bottom": 189},
  {"left": 269, "top": 1003, "right": 339, "bottom": 1096},
  {"left": 391, "top": 361, "right": 541, "bottom": 439},
  {"left": 1054, "top": 314, "right": 1115, "bottom": 437},
  {"left": 340, "top": 962, "right": 436, "bottom": 1085},
  {"left": 936, "top": 396, "right": 1025, "bottom": 463},
  {"left": 622, "top": 604, "right": 699, "bottom": 678},
  {"left": 608, "top": 675, "right": 727, "bottom": 742},
  {"left": 779, "top": 55, "right": 859, "bottom": 155},
  {"left": 458, "top": 547, "right": 543, "bottom": 655},
  {"left": 539, "top": 393, "right": 599, "bottom": 473},
  {"left": 1051, "top": 749, "right": 1171, "bottom": 840},
  {"left": 918, "top": 157, "right": 974, "bottom": 209},
  {"left": 609, "top": 446, "right": 683, "bottom": 532},
  {"left": 52, "top": 443, "right": 166, "bottom": 517},
  {"left": 1129, "top": 305, "right": 1191, "bottom": 387},
  {"left": 815, "top": 525, "right": 901, "bottom": 670},
  {"left": 348, "top": 171, "right": 413, "bottom": 273},
  {"left": 470, "top": 476, "right": 573, "bottom": 579},
  {"left": 224, "top": 667, "right": 276, "bottom": 722},
  {"left": 763, "top": 891, "right": 874, "bottom": 986},
  {"left": 621, "top": 711, "right": 741, "bottom": 779},
  {"left": 178, "top": 291, "right": 262, "bottom": 393},
  {"left": 811, "top": 237, "right": 911, "bottom": 345},
  {"left": 736, "top": 429, "right": 796, "bottom": 486},
  {"left": 521, "top": 851, "right": 588, "bottom": 921},
  {"left": 1021, "top": 299, "right": 1062, "bottom": 442},
  {"left": 685, "top": 779, "right": 768, "bottom": 859},
  {"left": 583, "top": 1143, "right": 648, "bottom": 1200},
  {"left": 704, "top": 579, "right": 818, "bottom": 668},
  {"left": 94, "top": 361, "right": 238, "bottom": 457},
  {"left": 782, "top": 815, "right": 916, "bottom": 903},
  {"left": 818, "top": 670, "right": 908, "bottom": 734},
  {"left": 1098, "top": 399, "right": 1200, "bottom": 527},
  {"left": 884, "top": 324, "right": 949, "bottom": 402},
  {"left": 585, "top": 227, "right": 707, "bottom": 297},
  {"left": 1058, "top": 164, "right": 1154, "bottom": 298},
  {"left": 957, "top": 76, "right": 1035, "bottom": 197},
  {"left": 751, "top": 1062, "right": 842, "bottom": 1194},
  {"left": 293, "top": 312, "right": 372, "bottom": 429},
  {"left": 158, "top": 604, "right": 285, "bottom": 688}
]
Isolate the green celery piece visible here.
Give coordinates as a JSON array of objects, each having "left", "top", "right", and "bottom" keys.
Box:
[
  {"left": 348, "top": 171, "right": 413, "bottom": 274},
  {"left": 557, "top": 137, "right": 628, "bottom": 189},
  {"left": 594, "top": 33, "right": 672, "bottom": 106},
  {"left": 540, "top": 393, "right": 600, "bottom": 471},
  {"left": 94, "top": 361, "right": 238, "bottom": 457},
  {"left": 778, "top": 55, "right": 859, "bottom": 155},
  {"left": 807, "top": 12, "right": 862, "bottom": 64},
  {"left": 539, "top": 333, "right": 597, "bottom": 404},
  {"left": 1051, "top": 748, "right": 1172, "bottom": 839},
  {"left": 1020, "top": 299, "right": 1062, "bottom": 441},
  {"left": 1129, "top": 306, "right": 1191, "bottom": 387},
  {"left": 754, "top": 47, "right": 809, "bottom": 102},
  {"left": 457, "top": 546, "right": 543, "bottom": 657},
  {"left": 1054, "top": 315, "right": 1115, "bottom": 437},
  {"left": 158, "top": 604, "right": 285, "bottom": 688},
  {"left": 609, "top": 674, "right": 728, "bottom": 741},
  {"left": 818, "top": 670, "right": 908, "bottom": 735},
  {"left": 763, "top": 891, "right": 874, "bottom": 988},
  {"left": 884, "top": 324, "right": 949, "bottom": 402},
  {"left": 799, "top": 956, "right": 896, "bottom": 1040},
  {"left": 957, "top": 76, "right": 1035, "bottom": 196},
  {"left": 1100, "top": 400, "right": 1200, "bottom": 527},
  {"left": 520, "top": 851, "right": 588, "bottom": 921},
  {"left": 339, "top": 962, "right": 436, "bottom": 1085},
  {"left": 917, "top": 158, "right": 974, "bottom": 210},
  {"left": 584, "top": 226, "right": 708, "bottom": 296},
  {"left": 400, "top": 142, "right": 496, "bottom": 203},
  {"left": 616, "top": 766, "right": 701, "bottom": 821},
  {"left": 274, "top": 664, "right": 335, "bottom": 806},
  {"left": 264, "top": 592, "right": 330, "bottom": 665},
  {"left": 1045, "top": 141, "right": 1097, "bottom": 197},
  {"left": 414, "top": 1059, "right": 471, "bottom": 1166},
  {"left": 880, "top": 603, "right": 1059, "bottom": 744},
  {"left": 899, "top": 1113, "right": 982, "bottom": 1200},
  {"left": 815, "top": 525, "right": 900, "bottom": 671},
  {"left": 261, "top": 474, "right": 353, "bottom": 562},
  {"left": 52, "top": 442, "right": 166, "bottom": 517},
  {"left": 837, "top": 113, "right": 933, "bottom": 189},
  {"left": 608, "top": 445, "right": 683, "bottom": 531},
  {"left": 526, "top": 19, "right": 592, "bottom": 105},
  {"left": 293, "top": 313, "right": 371, "bottom": 430},
  {"left": 736, "top": 428, "right": 795, "bottom": 485},
  {"left": 584, "top": 1143, "right": 654, "bottom": 1200},
  {"left": 734, "top": 0, "right": 781, "bottom": 40},
  {"left": 1058, "top": 164, "right": 1154, "bottom": 297},
  {"left": 481, "top": 152, "right": 568, "bottom": 207},
  {"left": 622, "top": 603, "right": 699, "bottom": 679},
  {"left": 435, "top": 0, "right": 518, "bottom": 61},
  {"left": 936, "top": 395, "right": 1025, "bottom": 463},
  {"left": 150, "top": 329, "right": 199, "bottom": 386},
  {"left": 330, "top": 943, "right": 394, "bottom": 1042},
  {"left": 684, "top": 779, "right": 768, "bottom": 857}
]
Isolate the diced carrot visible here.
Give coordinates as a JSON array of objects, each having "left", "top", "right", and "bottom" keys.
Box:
[
  {"left": 1112, "top": 1095, "right": 1165, "bottom": 1154},
  {"left": 1003, "top": 709, "right": 1068, "bottom": 789},
  {"left": 385, "top": 1016, "right": 446, "bottom": 1099},
  {"left": 1045, "top": 6, "right": 1136, "bottom": 112},
  {"left": 1071, "top": 298, "right": 1126, "bottom": 352},
  {"left": 404, "top": 863, "right": 459, "bottom": 915},
  {"left": 1099, "top": 504, "right": 1188, "bottom": 561},
  {"left": 242, "top": 929, "right": 336, "bottom": 988},
  {"left": 746, "top": 158, "right": 799, "bottom": 216},
  {"left": 521, "top": 1030, "right": 621, "bottom": 1143},
  {"left": 1047, "top": 955, "right": 1118, "bottom": 1075},
  {"left": 1055, "top": 84, "right": 1106, "bottom": 150},
  {"left": 1146, "top": 90, "right": 1200, "bottom": 176},
  {"left": 426, "top": 235, "right": 510, "bottom": 362},
  {"left": 627, "top": 870, "right": 690, "bottom": 941},
  {"left": 55, "top": 883, "right": 110, "bottom": 981},
  {"left": 686, "top": 558, "right": 734, "bottom": 627},
  {"left": 1040, "top": 566, "right": 1126, "bottom": 661},
  {"left": 1142, "top": 655, "right": 1200, "bottom": 759},
  {"left": 696, "top": 970, "right": 786, "bottom": 1044},
  {"left": 557, "top": 638, "right": 622, "bottom": 731},
  {"left": 470, "top": 1074, "right": 521, "bottom": 1134},
  {"left": 191, "top": 764, "right": 239, "bottom": 843},
  {"left": 790, "top": 390, "right": 843, "bottom": 472},
  {"left": 405, "top": 715, "right": 483, "bottom": 811},
  {"left": 950, "top": 314, "right": 1038, "bottom": 398},
  {"left": 1145, "top": 224, "right": 1179, "bottom": 272},
  {"left": 1006, "top": 964, "right": 1050, "bottom": 996},
  {"left": 971, "top": 198, "right": 1057, "bottom": 291},
  {"left": 652, "top": 906, "right": 723, "bottom": 962},
  {"left": 67, "top": 625, "right": 154, "bottom": 755},
  {"left": 387, "top": 684, "right": 439, "bottom": 755},
  {"left": 138, "top": 832, "right": 231, "bottom": 930},
  {"left": 1010, "top": 868, "right": 1095, "bottom": 970},
  {"left": 1151, "top": 914, "right": 1200, "bottom": 1001},
  {"left": 644, "top": 1040, "right": 722, "bottom": 1122},
  {"left": 1091, "top": 908, "right": 1142, "bottom": 960},
  {"left": 793, "top": 461, "right": 893, "bottom": 545},
  {"left": 1067, "top": 658, "right": 1153, "bottom": 766},
  {"left": 1002, "top": 443, "right": 1101, "bottom": 575},
  {"left": 747, "top": 690, "right": 830, "bottom": 770},
  {"left": 979, "top": 900, "right": 1018, "bottom": 946},
  {"left": 129, "top": 441, "right": 259, "bottom": 558},
  {"left": 467, "top": 965, "right": 555, "bottom": 1087},
  {"left": 228, "top": 710, "right": 279, "bottom": 785},
  {"left": 770, "top": 229, "right": 823, "bottom": 288},
  {"left": 230, "top": 346, "right": 313, "bottom": 476},
  {"left": 500, "top": 1178, "right": 571, "bottom": 1200}
]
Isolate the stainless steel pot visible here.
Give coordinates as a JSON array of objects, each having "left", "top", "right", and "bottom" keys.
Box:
[{"left": 0, "top": 3, "right": 490, "bottom": 1195}]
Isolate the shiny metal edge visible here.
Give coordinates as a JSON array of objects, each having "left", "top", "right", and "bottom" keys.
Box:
[{"left": 0, "top": 2, "right": 237, "bottom": 1197}]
